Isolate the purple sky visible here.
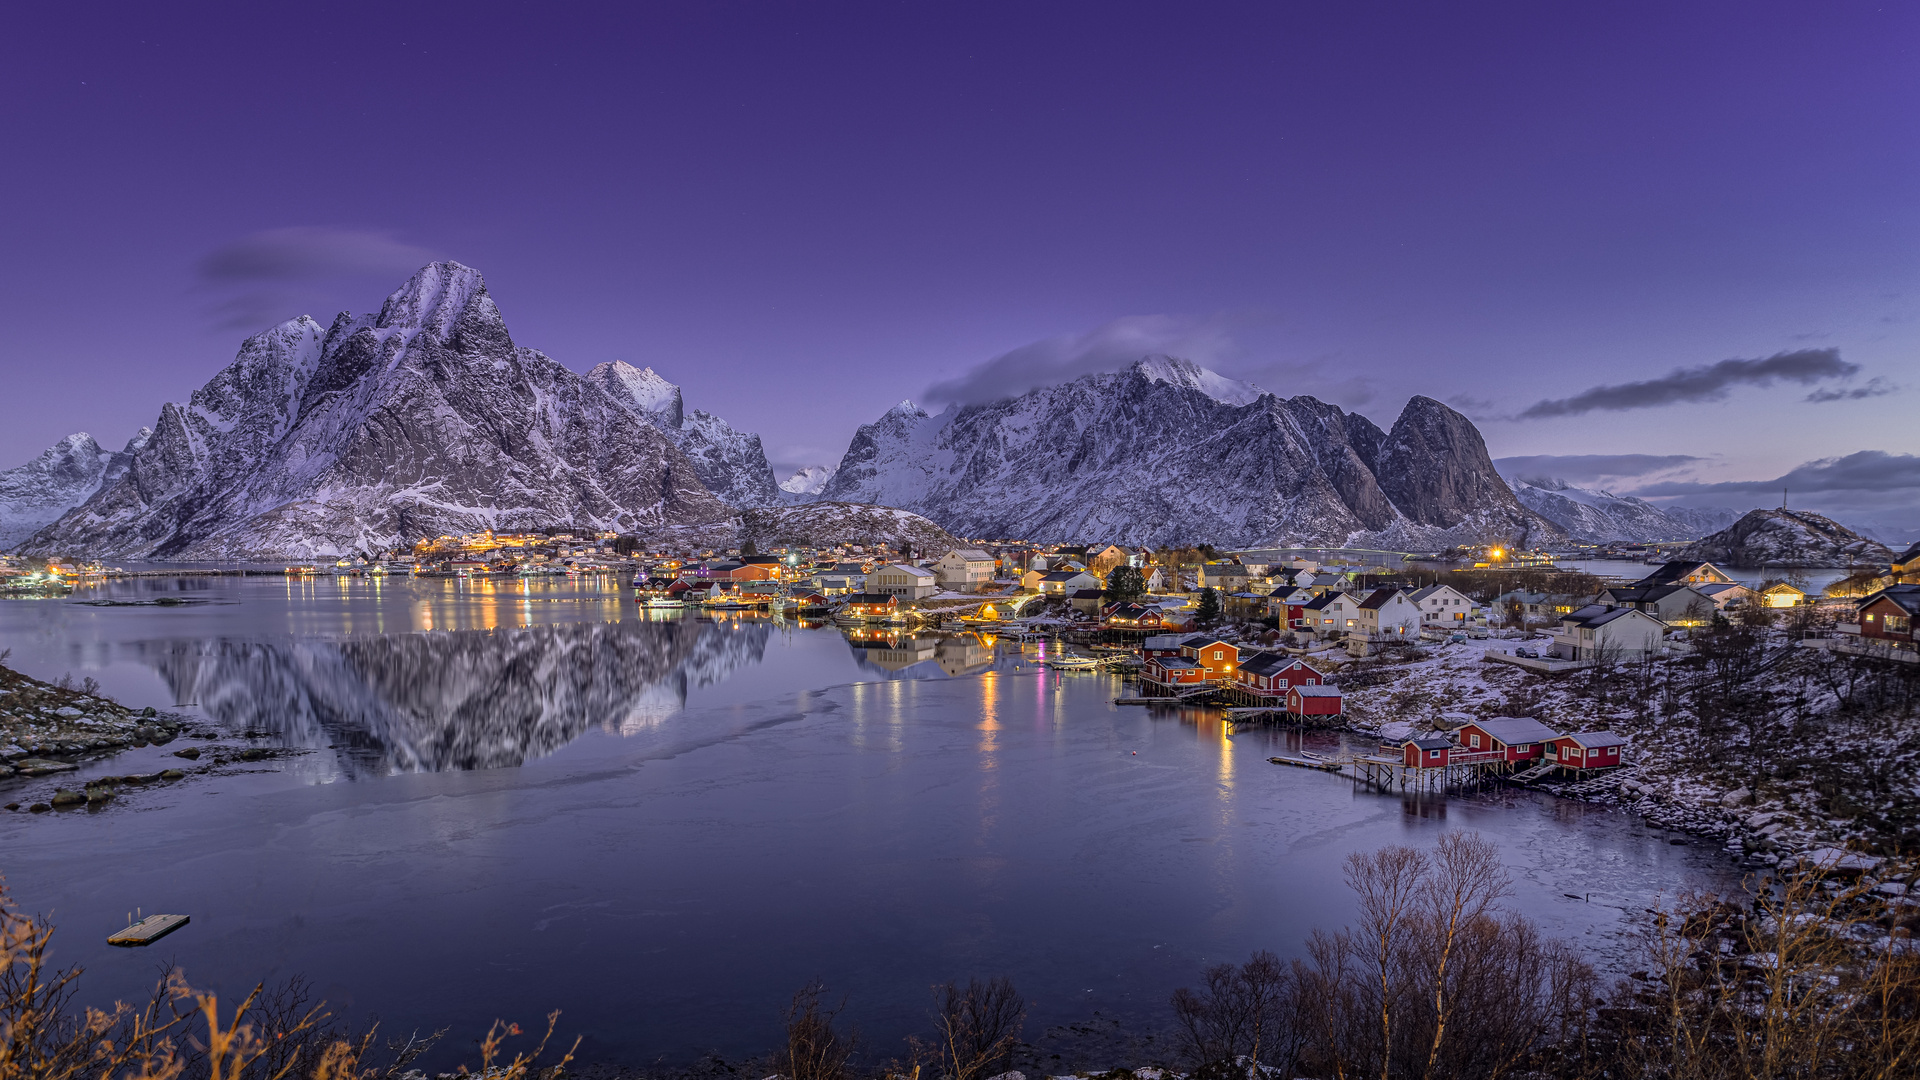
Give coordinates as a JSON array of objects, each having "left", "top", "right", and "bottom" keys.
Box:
[{"left": 4, "top": 3, "right": 1917, "bottom": 527}]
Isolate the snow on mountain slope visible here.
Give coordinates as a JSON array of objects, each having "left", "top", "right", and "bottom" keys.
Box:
[
  {"left": 587, "top": 360, "right": 781, "bottom": 508},
  {"left": 1134, "top": 355, "right": 1266, "bottom": 405},
  {"left": 24, "top": 263, "right": 734, "bottom": 559},
  {"left": 1678, "top": 508, "right": 1891, "bottom": 568},
  {"left": 778, "top": 465, "right": 837, "bottom": 496},
  {"left": 818, "top": 357, "right": 1559, "bottom": 548},
  {"left": 736, "top": 501, "right": 957, "bottom": 552},
  {"left": 1505, "top": 477, "right": 1739, "bottom": 543},
  {"left": 0, "top": 428, "right": 154, "bottom": 550}
]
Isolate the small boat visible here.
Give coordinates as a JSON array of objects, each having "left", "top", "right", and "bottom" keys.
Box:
[
  {"left": 639, "top": 596, "right": 684, "bottom": 609},
  {"left": 1045, "top": 654, "right": 1106, "bottom": 670}
]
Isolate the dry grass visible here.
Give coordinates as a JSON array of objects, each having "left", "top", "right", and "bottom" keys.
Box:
[{"left": 0, "top": 877, "right": 575, "bottom": 1080}]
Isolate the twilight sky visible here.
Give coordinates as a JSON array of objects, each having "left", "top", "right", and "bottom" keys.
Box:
[{"left": 4, "top": 3, "right": 1917, "bottom": 529}]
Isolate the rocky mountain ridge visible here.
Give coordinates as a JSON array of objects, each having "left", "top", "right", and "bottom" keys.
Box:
[
  {"left": 0, "top": 429, "right": 150, "bottom": 549},
  {"left": 816, "top": 356, "right": 1561, "bottom": 548},
  {"left": 586, "top": 361, "right": 782, "bottom": 508},
  {"left": 21, "top": 263, "right": 736, "bottom": 559},
  {"left": 1677, "top": 508, "right": 1892, "bottom": 568}
]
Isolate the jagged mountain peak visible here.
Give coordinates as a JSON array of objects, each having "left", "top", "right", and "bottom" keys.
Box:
[
  {"left": 587, "top": 361, "right": 684, "bottom": 428},
  {"left": 780, "top": 465, "right": 837, "bottom": 495},
  {"left": 887, "top": 399, "right": 928, "bottom": 419},
  {"left": 373, "top": 261, "right": 499, "bottom": 342},
  {"left": 1131, "top": 355, "right": 1266, "bottom": 406}
]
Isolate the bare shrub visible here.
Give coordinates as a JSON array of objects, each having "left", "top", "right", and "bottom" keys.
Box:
[
  {"left": 1169, "top": 950, "right": 1303, "bottom": 1076},
  {"left": 776, "top": 982, "right": 856, "bottom": 1080},
  {"left": 928, "top": 977, "right": 1024, "bottom": 1080}
]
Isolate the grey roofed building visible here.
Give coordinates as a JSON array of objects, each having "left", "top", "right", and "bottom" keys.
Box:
[
  {"left": 1471, "top": 716, "right": 1561, "bottom": 745},
  {"left": 1558, "top": 730, "right": 1629, "bottom": 749}
]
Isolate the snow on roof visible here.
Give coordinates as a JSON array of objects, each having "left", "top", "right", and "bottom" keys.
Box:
[
  {"left": 1560, "top": 731, "right": 1629, "bottom": 749},
  {"left": 1291, "top": 685, "right": 1342, "bottom": 697},
  {"left": 1143, "top": 634, "right": 1187, "bottom": 649},
  {"left": 1468, "top": 716, "right": 1561, "bottom": 744},
  {"left": 882, "top": 563, "right": 934, "bottom": 578},
  {"left": 945, "top": 548, "right": 994, "bottom": 561},
  {"left": 1401, "top": 737, "right": 1453, "bottom": 750}
]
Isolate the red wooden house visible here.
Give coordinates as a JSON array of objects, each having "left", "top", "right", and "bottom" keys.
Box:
[
  {"left": 1455, "top": 717, "right": 1560, "bottom": 764},
  {"left": 1144, "top": 656, "right": 1208, "bottom": 687},
  {"left": 1389, "top": 736, "right": 1453, "bottom": 768},
  {"left": 1286, "top": 684, "right": 1343, "bottom": 717},
  {"left": 1856, "top": 585, "right": 1920, "bottom": 647},
  {"left": 1141, "top": 634, "right": 1189, "bottom": 661},
  {"left": 1547, "top": 731, "right": 1627, "bottom": 772},
  {"left": 1180, "top": 636, "right": 1240, "bottom": 681},
  {"left": 1234, "top": 654, "right": 1328, "bottom": 698}
]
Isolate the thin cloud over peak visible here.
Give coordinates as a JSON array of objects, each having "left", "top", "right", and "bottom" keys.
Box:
[
  {"left": 199, "top": 227, "right": 438, "bottom": 283},
  {"left": 923, "top": 314, "right": 1244, "bottom": 407}
]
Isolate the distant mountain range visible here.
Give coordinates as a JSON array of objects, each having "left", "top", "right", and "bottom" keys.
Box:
[
  {"left": 1500, "top": 475, "right": 1739, "bottom": 544},
  {"left": 0, "top": 261, "right": 1785, "bottom": 558},
  {"left": 812, "top": 356, "right": 1561, "bottom": 548}
]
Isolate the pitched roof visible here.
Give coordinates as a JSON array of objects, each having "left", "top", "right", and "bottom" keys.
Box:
[
  {"left": 1559, "top": 731, "right": 1629, "bottom": 749},
  {"left": 1468, "top": 716, "right": 1560, "bottom": 744},
  {"left": 1239, "top": 653, "right": 1292, "bottom": 677},
  {"left": 1070, "top": 588, "right": 1105, "bottom": 599},
  {"left": 1634, "top": 560, "right": 1723, "bottom": 586},
  {"left": 1897, "top": 541, "right": 1920, "bottom": 566},
  {"left": 1861, "top": 583, "right": 1920, "bottom": 616},
  {"left": 1302, "top": 592, "right": 1342, "bottom": 611},
  {"left": 1153, "top": 658, "right": 1202, "bottom": 671},
  {"left": 1142, "top": 634, "right": 1187, "bottom": 650},
  {"left": 1400, "top": 737, "right": 1453, "bottom": 751},
  {"left": 1357, "top": 587, "right": 1401, "bottom": 610},
  {"left": 844, "top": 593, "right": 897, "bottom": 604},
  {"left": 1040, "top": 570, "right": 1089, "bottom": 581},
  {"left": 1290, "top": 685, "right": 1342, "bottom": 697},
  {"left": 944, "top": 548, "right": 994, "bottom": 561},
  {"left": 882, "top": 563, "right": 935, "bottom": 578}
]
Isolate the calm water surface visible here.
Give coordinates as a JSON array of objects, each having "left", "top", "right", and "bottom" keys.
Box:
[{"left": 0, "top": 575, "right": 1731, "bottom": 1064}]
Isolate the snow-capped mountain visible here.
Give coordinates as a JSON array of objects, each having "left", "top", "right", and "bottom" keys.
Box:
[
  {"left": 1678, "top": 508, "right": 1892, "bottom": 568},
  {"left": 0, "top": 429, "right": 150, "bottom": 549},
  {"left": 737, "top": 501, "right": 956, "bottom": 553},
  {"left": 779, "top": 465, "right": 837, "bottom": 496},
  {"left": 22, "top": 263, "right": 734, "bottom": 559},
  {"left": 817, "top": 356, "right": 1560, "bottom": 548},
  {"left": 1504, "top": 476, "right": 1739, "bottom": 543},
  {"left": 586, "top": 360, "right": 782, "bottom": 508}
]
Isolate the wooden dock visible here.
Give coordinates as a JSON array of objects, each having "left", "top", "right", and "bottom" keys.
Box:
[
  {"left": 1268, "top": 754, "right": 1342, "bottom": 771},
  {"left": 108, "top": 913, "right": 189, "bottom": 947}
]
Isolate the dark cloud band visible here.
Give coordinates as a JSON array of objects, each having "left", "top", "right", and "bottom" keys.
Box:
[
  {"left": 1515, "top": 348, "right": 1859, "bottom": 419},
  {"left": 1633, "top": 450, "right": 1920, "bottom": 497}
]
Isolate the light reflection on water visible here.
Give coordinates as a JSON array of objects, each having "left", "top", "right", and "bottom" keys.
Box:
[{"left": 0, "top": 575, "right": 1736, "bottom": 1067}]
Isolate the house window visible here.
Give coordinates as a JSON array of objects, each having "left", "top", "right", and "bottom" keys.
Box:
[
  {"left": 1469, "top": 734, "right": 1481, "bottom": 748},
  {"left": 1889, "top": 615, "right": 1912, "bottom": 635}
]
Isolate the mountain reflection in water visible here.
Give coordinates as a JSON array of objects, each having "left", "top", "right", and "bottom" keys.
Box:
[
  {"left": 144, "top": 620, "right": 770, "bottom": 773},
  {"left": 137, "top": 620, "right": 1007, "bottom": 774}
]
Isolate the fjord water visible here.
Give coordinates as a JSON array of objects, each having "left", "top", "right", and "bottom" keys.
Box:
[{"left": 0, "top": 576, "right": 1727, "bottom": 1065}]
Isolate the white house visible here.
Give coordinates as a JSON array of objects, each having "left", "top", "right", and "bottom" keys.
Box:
[
  {"left": 1408, "top": 584, "right": 1478, "bottom": 626},
  {"left": 1549, "top": 604, "right": 1667, "bottom": 661},
  {"left": 1352, "top": 588, "right": 1421, "bottom": 641},
  {"left": 1303, "top": 591, "right": 1359, "bottom": 639},
  {"left": 1036, "top": 569, "right": 1099, "bottom": 595},
  {"left": 932, "top": 548, "right": 996, "bottom": 593},
  {"left": 872, "top": 563, "right": 938, "bottom": 600}
]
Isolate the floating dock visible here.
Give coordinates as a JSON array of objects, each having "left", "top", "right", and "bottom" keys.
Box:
[{"left": 108, "top": 913, "right": 189, "bottom": 947}]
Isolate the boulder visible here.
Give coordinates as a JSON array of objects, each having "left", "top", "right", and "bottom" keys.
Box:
[
  {"left": 159, "top": 769, "right": 185, "bottom": 780},
  {"left": 49, "top": 789, "right": 85, "bottom": 807},
  {"left": 1721, "top": 787, "right": 1753, "bottom": 809},
  {"left": 172, "top": 747, "right": 202, "bottom": 760}
]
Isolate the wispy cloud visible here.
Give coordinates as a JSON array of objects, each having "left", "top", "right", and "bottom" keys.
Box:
[
  {"left": 1493, "top": 453, "right": 1704, "bottom": 487},
  {"left": 197, "top": 226, "right": 439, "bottom": 332},
  {"left": 1805, "top": 376, "right": 1899, "bottom": 403},
  {"left": 1632, "top": 451, "right": 1920, "bottom": 497},
  {"left": 923, "top": 314, "right": 1242, "bottom": 407},
  {"left": 1513, "top": 348, "right": 1859, "bottom": 419},
  {"left": 199, "top": 227, "right": 437, "bottom": 283}
]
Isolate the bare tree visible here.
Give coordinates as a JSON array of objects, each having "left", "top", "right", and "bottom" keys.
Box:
[
  {"left": 777, "top": 982, "right": 856, "bottom": 1080},
  {"left": 1170, "top": 950, "right": 1303, "bottom": 1077},
  {"left": 930, "top": 977, "right": 1024, "bottom": 1080}
]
